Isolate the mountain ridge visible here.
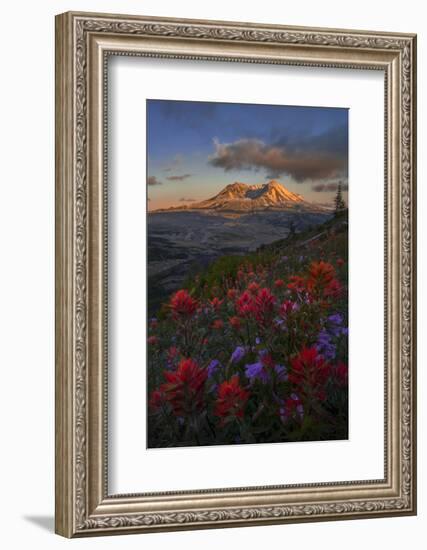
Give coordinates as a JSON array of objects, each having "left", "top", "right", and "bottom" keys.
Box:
[{"left": 152, "top": 180, "right": 328, "bottom": 213}]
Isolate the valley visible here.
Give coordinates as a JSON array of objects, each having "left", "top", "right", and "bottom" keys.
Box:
[
  {"left": 147, "top": 208, "right": 330, "bottom": 314},
  {"left": 148, "top": 180, "right": 333, "bottom": 313}
]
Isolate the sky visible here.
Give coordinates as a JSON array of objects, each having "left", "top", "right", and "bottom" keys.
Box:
[{"left": 147, "top": 99, "right": 348, "bottom": 211}]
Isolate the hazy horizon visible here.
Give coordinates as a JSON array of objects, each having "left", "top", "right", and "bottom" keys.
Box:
[{"left": 147, "top": 99, "right": 348, "bottom": 211}]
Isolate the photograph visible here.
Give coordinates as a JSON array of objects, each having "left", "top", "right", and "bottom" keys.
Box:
[{"left": 147, "top": 99, "right": 349, "bottom": 448}]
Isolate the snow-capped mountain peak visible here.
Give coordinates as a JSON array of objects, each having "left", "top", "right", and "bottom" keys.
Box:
[
  {"left": 153, "top": 180, "right": 328, "bottom": 213},
  {"left": 189, "top": 180, "right": 305, "bottom": 211}
]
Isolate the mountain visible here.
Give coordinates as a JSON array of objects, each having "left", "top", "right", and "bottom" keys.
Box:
[
  {"left": 155, "top": 180, "right": 327, "bottom": 213},
  {"left": 148, "top": 180, "right": 332, "bottom": 313}
]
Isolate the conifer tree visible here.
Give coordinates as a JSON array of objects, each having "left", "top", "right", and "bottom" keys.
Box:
[{"left": 334, "top": 181, "right": 346, "bottom": 215}]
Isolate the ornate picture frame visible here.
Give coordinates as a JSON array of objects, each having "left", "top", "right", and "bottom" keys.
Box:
[{"left": 55, "top": 11, "right": 417, "bottom": 537}]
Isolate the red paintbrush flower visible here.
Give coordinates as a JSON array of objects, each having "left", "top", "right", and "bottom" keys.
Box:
[
  {"left": 306, "top": 261, "right": 343, "bottom": 302},
  {"left": 229, "top": 316, "right": 242, "bottom": 330},
  {"left": 287, "top": 275, "right": 306, "bottom": 293},
  {"left": 147, "top": 335, "right": 159, "bottom": 345},
  {"left": 260, "top": 352, "right": 275, "bottom": 369},
  {"left": 169, "top": 289, "right": 198, "bottom": 319},
  {"left": 255, "top": 287, "right": 276, "bottom": 324},
  {"left": 148, "top": 388, "right": 165, "bottom": 412},
  {"left": 248, "top": 281, "right": 260, "bottom": 294},
  {"left": 214, "top": 375, "right": 250, "bottom": 425},
  {"left": 256, "top": 287, "right": 275, "bottom": 310},
  {"left": 309, "top": 261, "right": 335, "bottom": 283},
  {"left": 280, "top": 393, "right": 304, "bottom": 423},
  {"left": 236, "top": 290, "right": 256, "bottom": 317},
  {"left": 227, "top": 288, "right": 237, "bottom": 300},
  {"left": 274, "top": 279, "right": 285, "bottom": 289},
  {"left": 212, "top": 319, "right": 224, "bottom": 330},
  {"left": 209, "top": 297, "right": 224, "bottom": 311},
  {"left": 289, "top": 346, "right": 331, "bottom": 402},
  {"left": 160, "top": 358, "right": 207, "bottom": 416},
  {"left": 323, "top": 278, "right": 342, "bottom": 299}
]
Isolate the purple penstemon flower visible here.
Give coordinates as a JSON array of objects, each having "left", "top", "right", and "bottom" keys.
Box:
[
  {"left": 327, "top": 313, "right": 348, "bottom": 337},
  {"left": 230, "top": 345, "right": 246, "bottom": 363},
  {"left": 328, "top": 313, "right": 343, "bottom": 325},
  {"left": 274, "top": 364, "right": 288, "bottom": 382},
  {"left": 207, "top": 359, "right": 221, "bottom": 378},
  {"left": 245, "top": 361, "right": 268, "bottom": 382},
  {"left": 245, "top": 351, "right": 288, "bottom": 384},
  {"left": 315, "top": 329, "right": 336, "bottom": 361}
]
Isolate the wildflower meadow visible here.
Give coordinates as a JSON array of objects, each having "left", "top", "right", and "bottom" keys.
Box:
[{"left": 147, "top": 214, "right": 348, "bottom": 448}]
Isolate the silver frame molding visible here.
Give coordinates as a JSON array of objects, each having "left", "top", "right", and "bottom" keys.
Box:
[{"left": 55, "top": 11, "right": 417, "bottom": 538}]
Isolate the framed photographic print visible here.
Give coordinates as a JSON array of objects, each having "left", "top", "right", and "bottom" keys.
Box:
[{"left": 55, "top": 11, "right": 417, "bottom": 537}]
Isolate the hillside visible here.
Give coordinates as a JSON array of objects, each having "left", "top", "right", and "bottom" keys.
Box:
[
  {"left": 147, "top": 207, "right": 331, "bottom": 315},
  {"left": 147, "top": 209, "right": 349, "bottom": 448},
  {"left": 184, "top": 209, "right": 348, "bottom": 299}
]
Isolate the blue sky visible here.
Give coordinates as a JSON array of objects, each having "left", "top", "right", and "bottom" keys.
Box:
[{"left": 147, "top": 99, "right": 348, "bottom": 210}]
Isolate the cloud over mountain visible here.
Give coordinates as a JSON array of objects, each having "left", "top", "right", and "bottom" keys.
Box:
[{"left": 208, "top": 125, "right": 348, "bottom": 182}]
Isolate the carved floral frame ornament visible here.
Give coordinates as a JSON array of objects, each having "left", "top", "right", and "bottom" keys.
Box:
[{"left": 55, "top": 11, "right": 417, "bottom": 538}]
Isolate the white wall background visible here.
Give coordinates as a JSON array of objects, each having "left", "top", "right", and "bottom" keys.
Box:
[{"left": 0, "top": 1, "right": 423, "bottom": 548}]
